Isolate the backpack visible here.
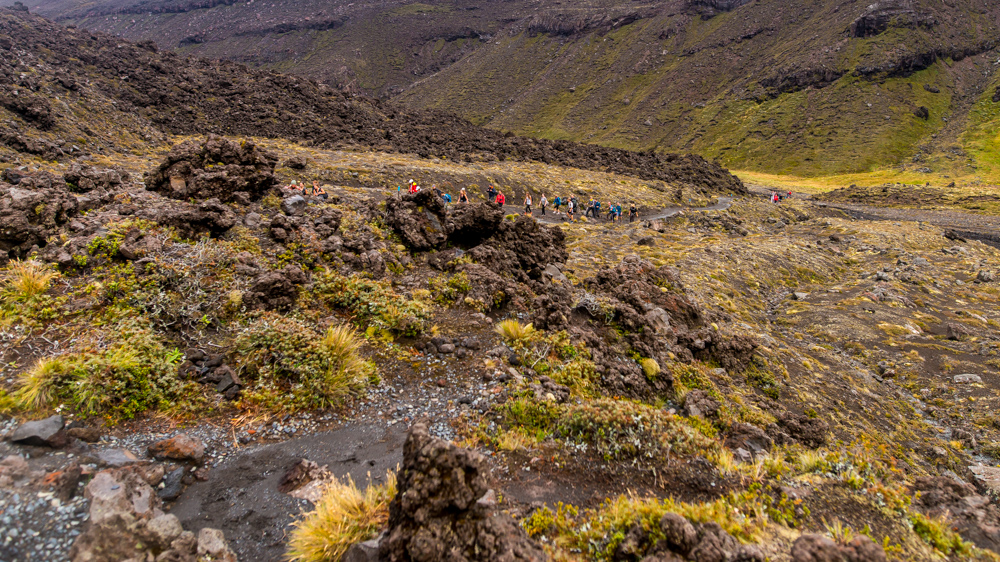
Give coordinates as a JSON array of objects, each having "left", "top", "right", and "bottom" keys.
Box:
[
  {"left": 554, "top": 197, "right": 561, "bottom": 206},
  {"left": 444, "top": 194, "right": 452, "bottom": 202}
]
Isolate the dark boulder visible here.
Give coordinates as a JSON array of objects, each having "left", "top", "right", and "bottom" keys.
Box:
[
  {"left": 9, "top": 415, "right": 66, "bottom": 447},
  {"left": 384, "top": 189, "right": 449, "bottom": 251},
  {"left": 777, "top": 412, "right": 828, "bottom": 449},
  {"left": 380, "top": 421, "right": 548, "bottom": 562},
  {"left": 145, "top": 135, "right": 278, "bottom": 202}
]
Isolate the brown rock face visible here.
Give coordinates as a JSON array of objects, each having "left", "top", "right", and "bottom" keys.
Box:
[
  {"left": 380, "top": 421, "right": 548, "bottom": 562},
  {"left": 146, "top": 135, "right": 278, "bottom": 203},
  {"left": 147, "top": 434, "right": 206, "bottom": 464}
]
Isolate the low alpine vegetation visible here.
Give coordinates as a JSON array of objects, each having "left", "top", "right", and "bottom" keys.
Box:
[{"left": 230, "top": 313, "right": 375, "bottom": 411}]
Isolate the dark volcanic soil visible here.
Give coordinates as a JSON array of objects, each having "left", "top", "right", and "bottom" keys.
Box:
[{"left": 169, "top": 423, "right": 406, "bottom": 562}]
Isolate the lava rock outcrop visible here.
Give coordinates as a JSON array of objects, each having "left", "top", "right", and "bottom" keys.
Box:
[
  {"left": 380, "top": 420, "right": 548, "bottom": 562},
  {"left": 0, "top": 179, "right": 78, "bottom": 258},
  {"left": 145, "top": 135, "right": 278, "bottom": 203}
]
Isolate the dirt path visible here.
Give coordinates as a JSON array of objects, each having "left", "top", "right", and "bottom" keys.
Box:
[{"left": 745, "top": 184, "right": 1000, "bottom": 242}]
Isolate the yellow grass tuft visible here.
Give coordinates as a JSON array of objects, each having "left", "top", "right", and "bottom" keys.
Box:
[
  {"left": 1, "top": 260, "right": 57, "bottom": 302},
  {"left": 316, "top": 324, "right": 371, "bottom": 399},
  {"left": 12, "top": 357, "right": 67, "bottom": 410},
  {"left": 640, "top": 358, "right": 660, "bottom": 379},
  {"left": 287, "top": 471, "right": 397, "bottom": 562},
  {"left": 495, "top": 319, "right": 535, "bottom": 343}
]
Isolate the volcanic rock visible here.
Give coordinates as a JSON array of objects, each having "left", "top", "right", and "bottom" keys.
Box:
[
  {"left": 146, "top": 135, "right": 278, "bottom": 202},
  {"left": 9, "top": 415, "right": 66, "bottom": 447},
  {"left": 0, "top": 181, "right": 78, "bottom": 257},
  {"left": 380, "top": 421, "right": 548, "bottom": 561},
  {"left": 148, "top": 434, "right": 206, "bottom": 464},
  {"left": 790, "top": 534, "right": 886, "bottom": 561}
]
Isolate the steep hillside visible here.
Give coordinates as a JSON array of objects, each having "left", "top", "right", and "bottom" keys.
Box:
[
  {"left": 0, "top": 7, "right": 743, "bottom": 195},
  {"left": 12, "top": 0, "right": 1000, "bottom": 177}
]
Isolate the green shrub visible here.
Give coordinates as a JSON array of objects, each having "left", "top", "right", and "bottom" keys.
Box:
[
  {"left": 311, "top": 270, "right": 430, "bottom": 335},
  {"left": 910, "top": 513, "right": 974, "bottom": 557},
  {"left": 11, "top": 323, "right": 200, "bottom": 422},
  {"left": 558, "top": 399, "right": 717, "bottom": 462},
  {"left": 231, "top": 313, "right": 374, "bottom": 411},
  {"left": 640, "top": 358, "right": 660, "bottom": 380}
]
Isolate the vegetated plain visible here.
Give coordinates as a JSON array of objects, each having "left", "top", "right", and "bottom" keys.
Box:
[{"left": 5, "top": 5, "right": 1000, "bottom": 562}]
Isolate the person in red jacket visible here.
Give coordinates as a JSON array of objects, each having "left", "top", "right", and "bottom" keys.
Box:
[{"left": 496, "top": 191, "right": 506, "bottom": 206}]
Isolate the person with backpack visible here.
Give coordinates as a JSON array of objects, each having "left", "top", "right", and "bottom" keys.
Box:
[
  {"left": 629, "top": 203, "right": 638, "bottom": 223},
  {"left": 496, "top": 191, "right": 506, "bottom": 206},
  {"left": 524, "top": 192, "right": 532, "bottom": 215},
  {"left": 443, "top": 192, "right": 452, "bottom": 205},
  {"left": 540, "top": 194, "right": 548, "bottom": 215},
  {"left": 553, "top": 195, "right": 562, "bottom": 215},
  {"left": 487, "top": 185, "right": 497, "bottom": 202},
  {"left": 594, "top": 200, "right": 601, "bottom": 220}
]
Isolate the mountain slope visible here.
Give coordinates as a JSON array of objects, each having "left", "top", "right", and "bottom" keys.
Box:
[
  {"left": 11, "top": 0, "right": 1000, "bottom": 177},
  {"left": 0, "top": 7, "right": 743, "bottom": 195}
]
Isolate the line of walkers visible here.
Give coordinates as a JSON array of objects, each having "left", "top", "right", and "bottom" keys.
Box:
[{"left": 400, "top": 181, "right": 642, "bottom": 223}]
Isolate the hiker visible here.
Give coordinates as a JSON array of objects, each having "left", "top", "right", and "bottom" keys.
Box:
[
  {"left": 524, "top": 192, "right": 532, "bottom": 215},
  {"left": 629, "top": 203, "right": 638, "bottom": 223},
  {"left": 409, "top": 180, "right": 420, "bottom": 194},
  {"left": 316, "top": 184, "right": 328, "bottom": 200},
  {"left": 553, "top": 195, "right": 562, "bottom": 215},
  {"left": 496, "top": 191, "right": 506, "bottom": 206},
  {"left": 594, "top": 200, "right": 601, "bottom": 220},
  {"left": 459, "top": 188, "right": 469, "bottom": 203},
  {"left": 487, "top": 185, "right": 497, "bottom": 202},
  {"left": 540, "top": 194, "right": 548, "bottom": 215},
  {"left": 443, "top": 192, "right": 452, "bottom": 204}
]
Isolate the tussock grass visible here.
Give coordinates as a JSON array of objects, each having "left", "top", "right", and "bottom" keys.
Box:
[
  {"left": 495, "top": 318, "right": 535, "bottom": 343},
  {"left": 316, "top": 324, "right": 371, "bottom": 401},
  {"left": 824, "top": 518, "right": 855, "bottom": 544},
  {"left": 796, "top": 449, "right": 831, "bottom": 473},
  {"left": 1, "top": 260, "right": 57, "bottom": 302},
  {"left": 287, "top": 471, "right": 397, "bottom": 562},
  {"left": 11, "top": 357, "right": 66, "bottom": 410}
]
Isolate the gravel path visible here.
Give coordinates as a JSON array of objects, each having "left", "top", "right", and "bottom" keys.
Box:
[{"left": 746, "top": 184, "right": 1000, "bottom": 234}]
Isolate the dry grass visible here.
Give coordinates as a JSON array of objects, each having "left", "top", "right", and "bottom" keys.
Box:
[
  {"left": 287, "top": 470, "right": 398, "bottom": 562},
  {"left": 1, "top": 260, "right": 57, "bottom": 302}
]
